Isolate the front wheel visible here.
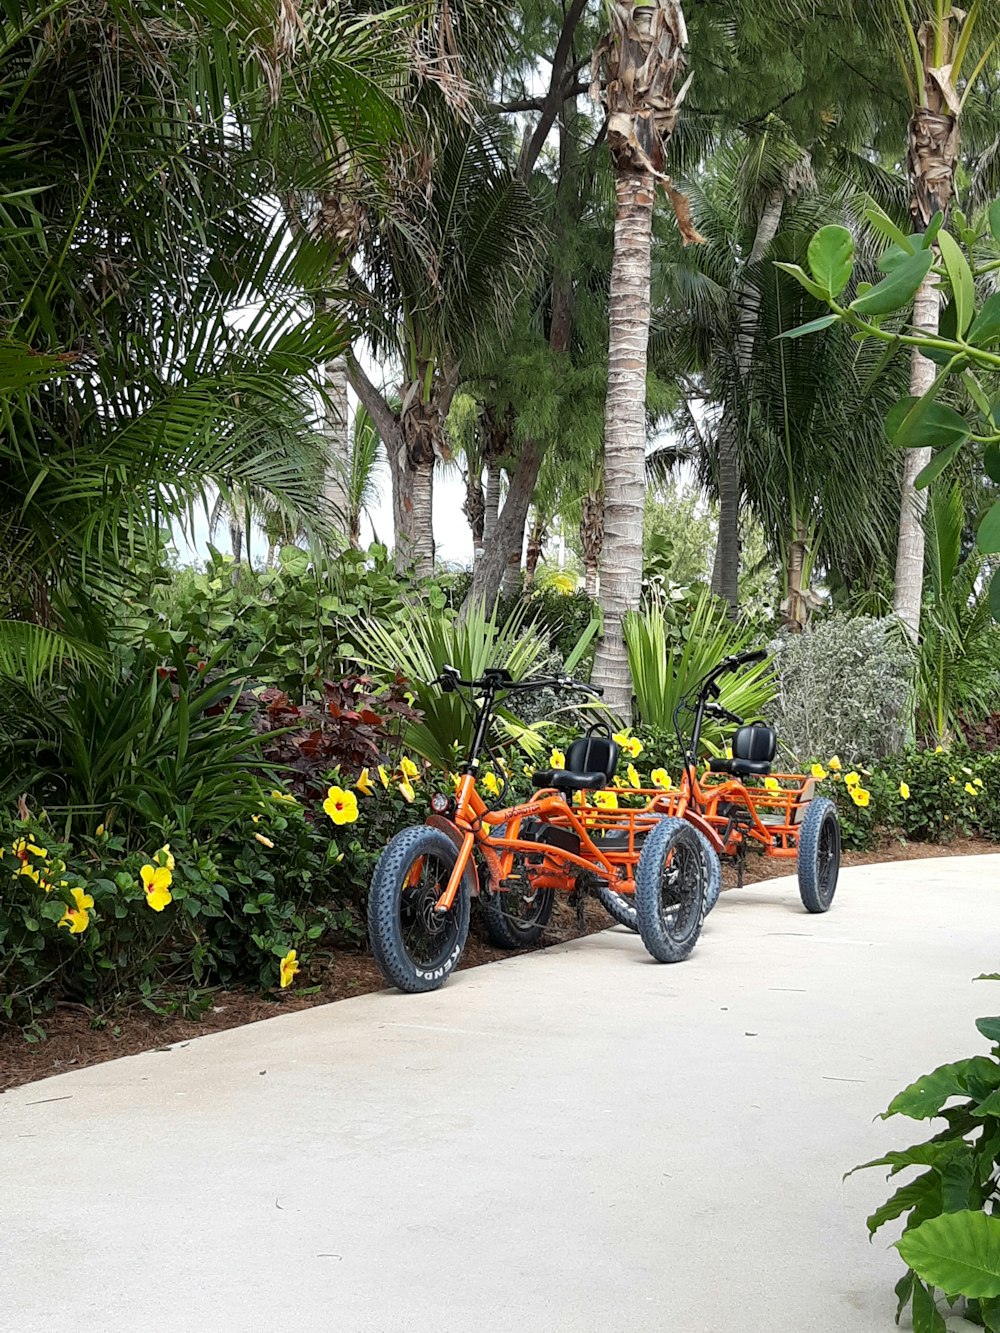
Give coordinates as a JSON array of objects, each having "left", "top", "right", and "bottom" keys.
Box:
[
  {"left": 796, "top": 797, "right": 840, "bottom": 914},
  {"left": 368, "top": 827, "right": 471, "bottom": 992},
  {"left": 634, "top": 818, "right": 709, "bottom": 964}
]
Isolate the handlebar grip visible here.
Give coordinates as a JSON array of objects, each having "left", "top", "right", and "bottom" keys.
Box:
[{"left": 738, "top": 649, "right": 768, "bottom": 667}]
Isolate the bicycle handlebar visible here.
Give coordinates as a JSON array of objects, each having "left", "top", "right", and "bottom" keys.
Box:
[{"left": 435, "top": 665, "right": 602, "bottom": 697}]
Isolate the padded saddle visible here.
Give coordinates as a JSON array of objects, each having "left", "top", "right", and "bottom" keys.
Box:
[
  {"left": 710, "top": 724, "right": 777, "bottom": 779},
  {"left": 532, "top": 733, "right": 620, "bottom": 792}
]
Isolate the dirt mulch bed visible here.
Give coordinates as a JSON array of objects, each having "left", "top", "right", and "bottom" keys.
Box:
[{"left": 2, "top": 836, "right": 996, "bottom": 1095}]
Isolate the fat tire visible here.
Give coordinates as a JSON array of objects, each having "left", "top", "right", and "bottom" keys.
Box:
[
  {"left": 796, "top": 797, "right": 841, "bottom": 914},
  {"left": 368, "top": 826, "right": 471, "bottom": 993},
  {"left": 594, "top": 884, "right": 639, "bottom": 932},
  {"left": 634, "top": 817, "right": 708, "bottom": 964}
]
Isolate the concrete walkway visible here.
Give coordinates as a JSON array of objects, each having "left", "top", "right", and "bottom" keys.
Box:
[{"left": 3, "top": 856, "right": 999, "bottom": 1333}]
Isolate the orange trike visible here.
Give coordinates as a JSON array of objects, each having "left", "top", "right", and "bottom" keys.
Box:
[
  {"left": 597, "top": 650, "right": 841, "bottom": 934},
  {"left": 367, "top": 667, "right": 714, "bottom": 993}
]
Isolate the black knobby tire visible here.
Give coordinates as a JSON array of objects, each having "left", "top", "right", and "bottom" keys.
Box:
[
  {"left": 597, "top": 823, "right": 721, "bottom": 929},
  {"left": 796, "top": 797, "right": 841, "bottom": 914},
  {"left": 634, "top": 817, "right": 708, "bottom": 964},
  {"left": 594, "top": 884, "right": 639, "bottom": 932},
  {"left": 480, "top": 851, "right": 556, "bottom": 950},
  {"left": 368, "top": 826, "right": 471, "bottom": 993}
]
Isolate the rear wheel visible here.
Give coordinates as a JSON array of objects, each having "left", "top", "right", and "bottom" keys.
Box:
[
  {"left": 480, "top": 850, "right": 556, "bottom": 949},
  {"left": 368, "top": 827, "right": 471, "bottom": 992},
  {"left": 634, "top": 817, "right": 709, "bottom": 963},
  {"left": 796, "top": 797, "right": 840, "bottom": 913}
]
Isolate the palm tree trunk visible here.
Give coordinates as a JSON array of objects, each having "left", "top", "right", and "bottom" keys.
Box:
[
  {"left": 711, "top": 186, "right": 786, "bottom": 612},
  {"left": 322, "top": 353, "right": 350, "bottom": 528},
  {"left": 782, "top": 519, "right": 809, "bottom": 634},
  {"left": 894, "top": 92, "right": 958, "bottom": 640},
  {"left": 525, "top": 517, "right": 546, "bottom": 586},
  {"left": 580, "top": 489, "right": 604, "bottom": 598},
  {"left": 403, "top": 457, "right": 435, "bottom": 576},
  {"left": 592, "top": 170, "right": 655, "bottom": 718},
  {"left": 483, "top": 466, "right": 503, "bottom": 549}
]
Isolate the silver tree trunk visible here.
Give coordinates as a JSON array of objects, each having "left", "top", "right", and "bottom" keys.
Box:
[
  {"left": 592, "top": 171, "right": 655, "bottom": 720},
  {"left": 894, "top": 275, "right": 939, "bottom": 640},
  {"left": 711, "top": 186, "right": 785, "bottom": 611},
  {"left": 483, "top": 466, "right": 503, "bottom": 550},
  {"left": 322, "top": 353, "right": 351, "bottom": 529},
  {"left": 394, "top": 455, "right": 435, "bottom": 579}
]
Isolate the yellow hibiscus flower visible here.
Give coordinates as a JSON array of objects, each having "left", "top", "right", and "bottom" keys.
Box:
[
  {"left": 400, "top": 756, "right": 420, "bottom": 781},
  {"left": 355, "top": 768, "right": 375, "bottom": 797},
  {"left": 828, "top": 756, "right": 842, "bottom": 772},
  {"left": 378, "top": 765, "right": 391, "bottom": 789},
  {"left": 851, "top": 787, "right": 871, "bottom": 809},
  {"left": 482, "top": 771, "right": 501, "bottom": 797},
  {"left": 651, "top": 769, "right": 672, "bottom": 791},
  {"left": 613, "top": 732, "right": 643, "bottom": 759},
  {"left": 899, "top": 782, "right": 910, "bottom": 800},
  {"left": 764, "top": 777, "right": 780, "bottom": 792},
  {"left": 140, "top": 864, "right": 173, "bottom": 911},
  {"left": 159, "top": 844, "right": 175, "bottom": 871},
  {"left": 626, "top": 763, "right": 642, "bottom": 789},
  {"left": 811, "top": 764, "right": 828, "bottom": 781},
  {"left": 965, "top": 782, "right": 979, "bottom": 797},
  {"left": 935, "top": 745, "right": 945, "bottom": 754},
  {"left": 270, "top": 789, "right": 298, "bottom": 804},
  {"left": 398, "top": 778, "right": 416, "bottom": 804},
  {"left": 975, "top": 778, "right": 984, "bottom": 789},
  {"left": 323, "top": 786, "right": 359, "bottom": 826},
  {"left": 280, "top": 949, "right": 299, "bottom": 990},
  {"left": 844, "top": 771, "right": 861, "bottom": 789},
  {"left": 58, "top": 887, "right": 94, "bottom": 934},
  {"left": 593, "top": 791, "right": 618, "bottom": 811},
  {"left": 550, "top": 748, "right": 566, "bottom": 770}
]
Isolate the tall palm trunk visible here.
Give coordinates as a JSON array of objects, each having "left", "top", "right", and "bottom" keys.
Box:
[
  {"left": 782, "top": 518, "right": 809, "bottom": 634},
  {"left": 483, "top": 466, "right": 503, "bottom": 549},
  {"left": 592, "top": 172, "right": 655, "bottom": 715},
  {"left": 580, "top": 489, "right": 604, "bottom": 597},
  {"left": 322, "top": 352, "right": 351, "bottom": 527},
  {"left": 711, "top": 186, "right": 786, "bottom": 611},
  {"left": 590, "top": 0, "right": 696, "bottom": 719},
  {"left": 524, "top": 516, "right": 546, "bottom": 586},
  {"left": 893, "top": 37, "right": 961, "bottom": 640}
]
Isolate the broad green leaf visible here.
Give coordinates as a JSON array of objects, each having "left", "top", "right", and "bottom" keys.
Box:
[
  {"left": 278, "top": 545, "right": 310, "bottom": 576},
  {"left": 895, "top": 1270, "right": 914, "bottom": 1323},
  {"left": 914, "top": 440, "right": 965, "bottom": 489},
  {"left": 979, "top": 502, "right": 1000, "bottom": 556},
  {"left": 898, "top": 1211, "right": 1000, "bottom": 1300},
  {"left": 887, "top": 397, "right": 970, "bottom": 452},
  {"left": 938, "top": 231, "right": 976, "bottom": 336},
  {"left": 850, "top": 249, "right": 934, "bottom": 317},
  {"left": 963, "top": 372, "right": 993, "bottom": 419},
  {"left": 853, "top": 1139, "right": 967, "bottom": 1177},
  {"left": 990, "top": 199, "right": 1000, "bottom": 246},
  {"left": 885, "top": 396, "right": 919, "bottom": 440},
  {"left": 910, "top": 1276, "right": 947, "bottom": 1332},
  {"left": 986, "top": 446, "right": 1000, "bottom": 487},
  {"left": 808, "top": 225, "right": 854, "bottom": 297},
  {"left": 884, "top": 1057, "right": 1000, "bottom": 1120},
  {"left": 978, "top": 1019, "right": 1000, "bottom": 1044},
  {"left": 918, "top": 213, "right": 945, "bottom": 251},
  {"left": 865, "top": 203, "right": 914, "bottom": 252},
  {"left": 880, "top": 243, "right": 919, "bottom": 275},
  {"left": 941, "top": 1156, "right": 975, "bottom": 1212},
  {"left": 867, "top": 1172, "right": 938, "bottom": 1236},
  {"left": 972, "top": 1088, "right": 1000, "bottom": 1118},
  {"left": 969, "top": 294, "right": 1000, "bottom": 349},
  {"left": 777, "top": 315, "right": 839, "bottom": 340},
  {"left": 774, "top": 261, "right": 831, "bottom": 304}
]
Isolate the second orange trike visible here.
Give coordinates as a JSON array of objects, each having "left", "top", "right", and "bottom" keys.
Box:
[
  {"left": 367, "top": 667, "right": 715, "bottom": 993},
  {"left": 598, "top": 649, "right": 841, "bottom": 936}
]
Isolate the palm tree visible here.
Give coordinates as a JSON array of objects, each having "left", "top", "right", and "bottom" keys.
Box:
[
  {"left": 589, "top": 0, "right": 701, "bottom": 717},
  {"left": 0, "top": 0, "right": 411, "bottom": 665},
  {"left": 872, "top": 0, "right": 1000, "bottom": 639}
]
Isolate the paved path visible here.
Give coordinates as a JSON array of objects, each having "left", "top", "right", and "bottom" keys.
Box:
[{"left": 3, "top": 856, "right": 999, "bottom": 1333}]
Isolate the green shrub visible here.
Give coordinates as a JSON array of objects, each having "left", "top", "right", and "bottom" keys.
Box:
[{"left": 770, "top": 615, "right": 912, "bottom": 767}]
